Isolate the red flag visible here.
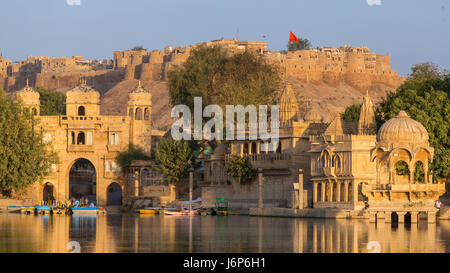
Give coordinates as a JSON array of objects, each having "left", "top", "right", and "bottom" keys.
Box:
[{"left": 289, "top": 32, "right": 299, "bottom": 43}]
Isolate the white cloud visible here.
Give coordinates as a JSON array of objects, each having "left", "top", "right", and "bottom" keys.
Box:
[{"left": 366, "top": 0, "right": 382, "bottom": 6}]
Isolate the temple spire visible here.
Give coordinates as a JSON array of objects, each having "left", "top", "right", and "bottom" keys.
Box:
[
  {"left": 358, "top": 90, "right": 377, "bottom": 135},
  {"left": 279, "top": 83, "right": 299, "bottom": 122}
]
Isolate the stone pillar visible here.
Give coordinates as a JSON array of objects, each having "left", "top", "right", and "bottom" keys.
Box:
[
  {"left": 384, "top": 212, "right": 392, "bottom": 223},
  {"left": 321, "top": 182, "right": 326, "bottom": 203},
  {"left": 313, "top": 182, "right": 318, "bottom": 203},
  {"left": 377, "top": 211, "right": 386, "bottom": 220},
  {"left": 258, "top": 168, "right": 263, "bottom": 209},
  {"left": 257, "top": 142, "right": 261, "bottom": 154},
  {"left": 298, "top": 169, "right": 304, "bottom": 209},
  {"left": 328, "top": 182, "right": 333, "bottom": 202},
  {"left": 344, "top": 181, "right": 349, "bottom": 202},
  {"left": 134, "top": 170, "right": 139, "bottom": 197},
  {"left": 369, "top": 211, "right": 377, "bottom": 223},
  {"left": 397, "top": 212, "right": 406, "bottom": 224},
  {"left": 337, "top": 182, "right": 341, "bottom": 203},
  {"left": 169, "top": 184, "right": 176, "bottom": 203},
  {"left": 410, "top": 212, "right": 418, "bottom": 224},
  {"left": 428, "top": 211, "right": 437, "bottom": 224}
]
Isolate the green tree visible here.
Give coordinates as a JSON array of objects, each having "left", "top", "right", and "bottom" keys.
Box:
[
  {"left": 287, "top": 38, "right": 311, "bottom": 51},
  {"left": 0, "top": 89, "right": 58, "bottom": 196},
  {"left": 377, "top": 64, "right": 449, "bottom": 179},
  {"left": 168, "top": 45, "right": 282, "bottom": 111},
  {"left": 116, "top": 143, "right": 150, "bottom": 173},
  {"left": 153, "top": 138, "right": 195, "bottom": 185},
  {"left": 226, "top": 154, "right": 257, "bottom": 184},
  {"left": 130, "top": 46, "right": 146, "bottom": 51},
  {"left": 36, "top": 87, "right": 66, "bottom": 115},
  {"left": 409, "top": 62, "right": 443, "bottom": 82},
  {"left": 341, "top": 103, "right": 361, "bottom": 122}
]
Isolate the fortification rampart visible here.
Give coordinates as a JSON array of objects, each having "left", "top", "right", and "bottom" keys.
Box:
[
  {"left": 1, "top": 39, "right": 403, "bottom": 92},
  {"left": 112, "top": 39, "right": 402, "bottom": 90}
]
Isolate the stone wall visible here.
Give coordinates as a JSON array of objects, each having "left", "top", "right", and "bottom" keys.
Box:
[{"left": 112, "top": 39, "right": 402, "bottom": 91}]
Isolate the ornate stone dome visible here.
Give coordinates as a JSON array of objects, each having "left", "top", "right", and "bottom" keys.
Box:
[
  {"left": 128, "top": 81, "right": 152, "bottom": 106},
  {"left": 303, "top": 107, "right": 323, "bottom": 122},
  {"left": 15, "top": 80, "right": 40, "bottom": 106},
  {"left": 66, "top": 80, "right": 100, "bottom": 104},
  {"left": 377, "top": 110, "right": 429, "bottom": 145}
]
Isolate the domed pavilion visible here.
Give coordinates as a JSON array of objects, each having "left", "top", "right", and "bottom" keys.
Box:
[{"left": 362, "top": 110, "right": 445, "bottom": 223}]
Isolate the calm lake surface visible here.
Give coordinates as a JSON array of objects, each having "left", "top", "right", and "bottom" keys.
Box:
[{"left": 1, "top": 212, "right": 450, "bottom": 253}]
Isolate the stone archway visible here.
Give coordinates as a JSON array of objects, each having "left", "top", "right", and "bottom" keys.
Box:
[
  {"left": 69, "top": 158, "right": 97, "bottom": 202},
  {"left": 107, "top": 182, "right": 122, "bottom": 205},
  {"left": 43, "top": 182, "right": 55, "bottom": 202}
]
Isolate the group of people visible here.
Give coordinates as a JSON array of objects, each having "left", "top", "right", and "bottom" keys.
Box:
[{"left": 40, "top": 196, "right": 95, "bottom": 208}]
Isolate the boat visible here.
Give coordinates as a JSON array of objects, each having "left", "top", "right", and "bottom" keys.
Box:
[
  {"left": 163, "top": 209, "right": 183, "bottom": 215},
  {"left": 6, "top": 206, "right": 22, "bottom": 213},
  {"left": 163, "top": 208, "right": 198, "bottom": 216},
  {"left": 71, "top": 207, "right": 106, "bottom": 215},
  {"left": 139, "top": 208, "right": 158, "bottom": 214},
  {"left": 52, "top": 207, "right": 66, "bottom": 215},
  {"left": 36, "top": 205, "right": 52, "bottom": 215},
  {"left": 70, "top": 201, "right": 106, "bottom": 215},
  {"left": 215, "top": 197, "right": 229, "bottom": 216},
  {"left": 20, "top": 206, "right": 36, "bottom": 215}
]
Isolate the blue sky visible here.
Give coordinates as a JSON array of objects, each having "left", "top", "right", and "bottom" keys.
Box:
[{"left": 1, "top": 0, "right": 449, "bottom": 75}]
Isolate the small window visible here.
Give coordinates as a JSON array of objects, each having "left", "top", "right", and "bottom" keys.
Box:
[
  {"left": 71, "top": 132, "right": 75, "bottom": 144},
  {"left": 77, "top": 132, "right": 85, "bottom": 145},
  {"left": 135, "top": 108, "right": 142, "bottom": 120},
  {"left": 78, "top": 106, "right": 85, "bottom": 116},
  {"left": 144, "top": 108, "right": 150, "bottom": 120},
  {"left": 109, "top": 133, "right": 119, "bottom": 145}
]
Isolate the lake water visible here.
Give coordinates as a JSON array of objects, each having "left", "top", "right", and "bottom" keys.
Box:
[{"left": 0, "top": 212, "right": 449, "bottom": 253}]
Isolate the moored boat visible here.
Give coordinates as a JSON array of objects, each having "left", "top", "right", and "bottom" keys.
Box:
[
  {"left": 71, "top": 207, "right": 106, "bottom": 215},
  {"left": 69, "top": 200, "right": 106, "bottom": 215},
  {"left": 139, "top": 208, "right": 158, "bottom": 214},
  {"left": 7, "top": 206, "right": 22, "bottom": 213},
  {"left": 20, "top": 206, "right": 36, "bottom": 215},
  {"left": 36, "top": 205, "right": 52, "bottom": 215}
]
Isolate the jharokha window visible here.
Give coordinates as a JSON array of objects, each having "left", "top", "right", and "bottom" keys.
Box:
[
  {"left": 78, "top": 106, "right": 85, "bottom": 116},
  {"left": 77, "top": 132, "right": 85, "bottom": 145}
]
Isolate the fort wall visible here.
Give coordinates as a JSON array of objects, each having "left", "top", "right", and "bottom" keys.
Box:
[{"left": 0, "top": 39, "right": 404, "bottom": 93}]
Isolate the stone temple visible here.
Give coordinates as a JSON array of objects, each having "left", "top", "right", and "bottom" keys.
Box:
[{"left": 202, "top": 84, "right": 445, "bottom": 223}]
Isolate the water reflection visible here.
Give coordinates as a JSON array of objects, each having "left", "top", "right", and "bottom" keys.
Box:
[{"left": 0, "top": 213, "right": 450, "bottom": 253}]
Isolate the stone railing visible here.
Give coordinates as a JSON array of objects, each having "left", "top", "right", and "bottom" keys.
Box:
[{"left": 225, "top": 152, "right": 292, "bottom": 162}]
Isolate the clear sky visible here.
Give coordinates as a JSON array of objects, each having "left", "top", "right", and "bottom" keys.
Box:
[{"left": 1, "top": 0, "right": 449, "bottom": 76}]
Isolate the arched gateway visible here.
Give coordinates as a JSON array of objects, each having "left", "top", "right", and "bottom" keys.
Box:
[
  {"left": 19, "top": 80, "right": 152, "bottom": 206},
  {"left": 69, "top": 158, "right": 97, "bottom": 202}
]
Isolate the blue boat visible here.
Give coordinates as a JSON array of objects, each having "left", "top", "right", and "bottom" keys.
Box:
[
  {"left": 70, "top": 201, "right": 105, "bottom": 215},
  {"left": 36, "top": 205, "right": 52, "bottom": 215}
]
